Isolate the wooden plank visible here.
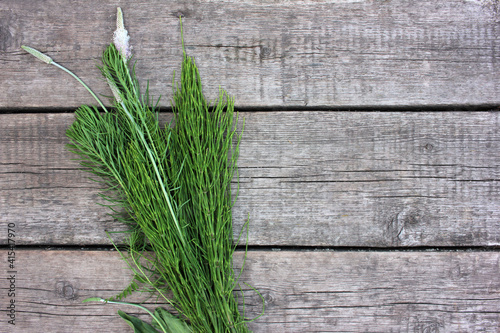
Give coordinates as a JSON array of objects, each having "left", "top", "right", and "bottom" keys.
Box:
[
  {"left": 1, "top": 249, "right": 499, "bottom": 332},
  {"left": 1, "top": 0, "right": 500, "bottom": 108},
  {"left": 1, "top": 112, "right": 499, "bottom": 247}
]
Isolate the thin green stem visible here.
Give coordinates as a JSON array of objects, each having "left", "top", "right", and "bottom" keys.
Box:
[
  {"left": 22, "top": 45, "right": 108, "bottom": 111},
  {"left": 52, "top": 62, "right": 108, "bottom": 112},
  {"left": 119, "top": 100, "right": 186, "bottom": 247},
  {"left": 127, "top": 247, "right": 177, "bottom": 309}
]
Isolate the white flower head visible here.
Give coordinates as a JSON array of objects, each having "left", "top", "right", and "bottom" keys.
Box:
[{"left": 113, "top": 7, "right": 132, "bottom": 60}]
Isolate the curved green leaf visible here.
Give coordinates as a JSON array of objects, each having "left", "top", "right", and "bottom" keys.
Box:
[
  {"left": 152, "top": 308, "right": 191, "bottom": 333},
  {"left": 118, "top": 310, "right": 161, "bottom": 333}
]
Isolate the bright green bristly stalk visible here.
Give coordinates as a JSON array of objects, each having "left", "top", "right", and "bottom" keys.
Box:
[
  {"left": 166, "top": 48, "right": 246, "bottom": 332},
  {"left": 66, "top": 40, "right": 250, "bottom": 332}
]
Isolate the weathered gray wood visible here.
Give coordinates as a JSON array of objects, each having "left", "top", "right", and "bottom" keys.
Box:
[
  {"left": 1, "top": 112, "right": 499, "bottom": 247},
  {"left": 2, "top": 249, "right": 499, "bottom": 332},
  {"left": 1, "top": 0, "right": 500, "bottom": 108}
]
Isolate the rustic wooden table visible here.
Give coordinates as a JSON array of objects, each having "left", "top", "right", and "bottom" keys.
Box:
[{"left": 1, "top": 1, "right": 500, "bottom": 332}]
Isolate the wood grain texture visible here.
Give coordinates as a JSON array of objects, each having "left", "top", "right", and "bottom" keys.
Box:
[
  {"left": 1, "top": 112, "right": 499, "bottom": 247},
  {"left": 1, "top": 249, "right": 499, "bottom": 332},
  {"left": 1, "top": 0, "right": 500, "bottom": 108}
]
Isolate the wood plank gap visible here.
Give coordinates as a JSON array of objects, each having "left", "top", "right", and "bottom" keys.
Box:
[
  {"left": 1, "top": 105, "right": 499, "bottom": 114},
  {"left": 241, "top": 245, "right": 500, "bottom": 252},
  {"left": 3, "top": 245, "right": 500, "bottom": 253},
  {"left": 233, "top": 105, "right": 500, "bottom": 112}
]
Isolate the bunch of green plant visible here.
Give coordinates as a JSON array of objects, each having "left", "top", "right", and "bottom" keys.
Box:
[{"left": 22, "top": 7, "right": 262, "bottom": 333}]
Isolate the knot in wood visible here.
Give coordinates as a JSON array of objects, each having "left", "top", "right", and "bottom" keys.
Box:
[
  {"left": 260, "top": 46, "right": 272, "bottom": 60},
  {"left": 412, "top": 318, "right": 444, "bottom": 333},
  {"left": 423, "top": 143, "right": 434, "bottom": 152},
  {"left": 384, "top": 206, "right": 423, "bottom": 246},
  {"left": 397, "top": 207, "right": 419, "bottom": 226},
  {"left": 263, "top": 291, "right": 275, "bottom": 306},
  {"left": 55, "top": 280, "right": 77, "bottom": 299}
]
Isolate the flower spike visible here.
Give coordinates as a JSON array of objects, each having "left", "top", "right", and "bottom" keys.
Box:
[
  {"left": 113, "top": 7, "right": 132, "bottom": 60},
  {"left": 21, "top": 45, "right": 53, "bottom": 64},
  {"left": 116, "top": 7, "right": 125, "bottom": 30}
]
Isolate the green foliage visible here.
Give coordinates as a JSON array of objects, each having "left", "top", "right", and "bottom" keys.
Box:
[
  {"left": 67, "top": 39, "right": 253, "bottom": 331},
  {"left": 22, "top": 9, "right": 261, "bottom": 332},
  {"left": 117, "top": 308, "right": 192, "bottom": 333},
  {"left": 108, "top": 277, "right": 140, "bottom": 302},
  {"left": 153, "top": 308, "right": 192, "bottom": 333},
  {"left": 118, "top": 310, "right": 162, "bottom": 333}
]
